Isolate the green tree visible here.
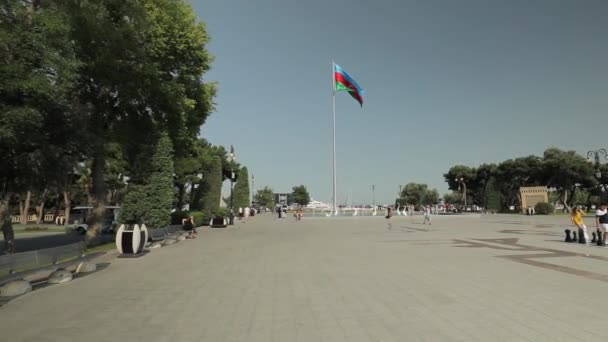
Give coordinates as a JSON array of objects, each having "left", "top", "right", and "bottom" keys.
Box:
[
  {"left": 142, "top": 134, "right": 175, "bottom": 228},
  {"left": 175, "top": 139, "right": 209, "bottom": 211},
  {"left": 472, "top": 163, "right": 497, "bottom": 208},
  {"left": 121, "top": 134, "right": 174, "bottom": 228},
  {"left": 443, "top": 192, "right": 462, "bottom": 206},
  {"left": 291, "top": 185, "right": 311, "bottom": 207},
  {"left": 233, "top": 167, "right": 250, "bottom": 209},
  {"left": 494, "top": 156, "right": 544, "bottom": 211},
  {"left": 200, "top": 156, "right": 222, "bottom": 219},
  {"left": 0, "top": 0, "right": 81, "bottom": 252},
  {"left": 397, "top": 183, "right": 427, "bottom": 206},
  {"left": 119, "top": 185, "right": 146, "bottom": 225},
  {"left": 484, "top": 178, "right": 503, "bottom": 211},
  {"left": 443, "top": 165, "right": 477, "bottom": 206},
  {"left": 59, "top": 0, "right": 215, "bottom": 243},
  {"left": 541, "top": 148, "right": 596, "bottom": 212},
  {"left": 254, "top": 186, "right": 275, "bottom": 208},
  {"left": 397, "top": 183, "right": 439, "bottom": 207},
  {"left": 423, "top": 188, "right": 440, "bottom": 205}
]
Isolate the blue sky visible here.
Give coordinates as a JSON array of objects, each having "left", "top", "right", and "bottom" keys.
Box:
[{"left": 192, "top": 0, "right": 608, "bottom": 205}]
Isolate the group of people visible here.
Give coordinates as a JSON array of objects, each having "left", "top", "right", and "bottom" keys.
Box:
[
  {"left": 273, "top": 206, "right": 304, "bottom": 220},
  {"left": 238, "top": 207, "right": 256, "bottom": 219},
  {"left": 570, "top": 204, "right": 608, "bottom": 246},
  {"left": 385, "top": 205, "right": 433, "bottom": 229},
  {"left": 275, "top": 206, "right": 287, "bottom": 219}
]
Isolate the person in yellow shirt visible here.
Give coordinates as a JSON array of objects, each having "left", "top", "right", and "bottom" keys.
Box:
[{"left": 571, "top": 207, "right": 588, "bottom": 244}]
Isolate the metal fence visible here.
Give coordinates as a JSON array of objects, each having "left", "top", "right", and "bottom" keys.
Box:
[{"left": 299, "top": 208, "right": 392, "bottom": 217}]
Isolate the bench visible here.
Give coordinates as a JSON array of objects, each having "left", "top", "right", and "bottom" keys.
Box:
[
  {"left": 148, "top": 225, "right": 185, "bottom": 241},
  {"left": 0, "top": 242, "right": 95, "bottom": 286}
]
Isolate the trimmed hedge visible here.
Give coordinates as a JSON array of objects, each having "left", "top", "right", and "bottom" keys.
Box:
[
  {"left": 170, "top": 211, "right": 190, "bottom": 225},
  {"left": 534, "top": 202, "right": 554, "bottom": 215},
  {"left": 215, "top": 208, "right": 229, "bottom": 219},
  {"left": 189, "top": 211, "right": 205, "bottom": 226}
]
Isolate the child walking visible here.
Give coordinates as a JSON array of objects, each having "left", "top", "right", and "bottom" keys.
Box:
[
  {"left": 423, "top": 205, "right": 432, "bottom": 225},
  {"left": 571, "top": 207, "right": 588, "bottom": 244}
]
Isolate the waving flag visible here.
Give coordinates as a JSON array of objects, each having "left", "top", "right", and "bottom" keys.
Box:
[{"left": 333, "top": 63, "right": 364, "bottom": 106}]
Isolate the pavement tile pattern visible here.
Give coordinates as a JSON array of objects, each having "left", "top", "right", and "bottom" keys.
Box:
[{"left": 1, "top": 214, "right": 607, "bottom": 341}]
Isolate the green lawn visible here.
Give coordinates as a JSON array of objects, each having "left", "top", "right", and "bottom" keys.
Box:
[
  {"left": 14, "top": 227, "right": 69, "bottom": 234},
  {"left": 85, "top": 242, "right": 116, "bottom": 255}
]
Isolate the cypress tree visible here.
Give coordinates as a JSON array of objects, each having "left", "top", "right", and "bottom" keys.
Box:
[
  {"left": 120, "top": 133, "right": 174, "bottom": 228},
  {"left": 142, "top": 133, "right": 175, "bottom": 228},
  {"left": 233, "top": 166, "right": 250, "bottom": 209},
  {"left": 200, "top": 155, "right": 222, "bottom": 219}
]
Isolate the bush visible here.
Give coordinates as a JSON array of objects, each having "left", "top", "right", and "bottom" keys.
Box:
[
  {"left": 214, "top": 208, "right": 229, "bottom": 218},
  {"left": 170, "top": 211, "right": 190, "bottom": 225},
  {"left": 141, "top": 134, "right": 175, "bottom": 229},
  {"left": 534, "top": 202, "right": 554, "bottom": 215},
  {"left": 120, "top": 184, "right": 146, "bottom": 224},
  {"left": 189, "top": 211, "right": 205, "bottom": 226}
]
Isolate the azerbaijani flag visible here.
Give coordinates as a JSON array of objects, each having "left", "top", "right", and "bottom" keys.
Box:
[{"left": 334, "top": 63, "right": 364, "bottom": 106}]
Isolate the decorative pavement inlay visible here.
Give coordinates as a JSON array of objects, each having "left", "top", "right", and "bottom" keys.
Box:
[{"left": 453, "top": 238, "right": 608, "bottom": 283}]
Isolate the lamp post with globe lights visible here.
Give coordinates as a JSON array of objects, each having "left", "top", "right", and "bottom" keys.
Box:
[
  {"left": 226, "top": 146, "right": 237, "bottom": 225},
  {"left": 455, "top": 177, "right": 467, "bottom": 211},
  {"left": 588, "top": 149, "right": 608, "bottom": 203}
]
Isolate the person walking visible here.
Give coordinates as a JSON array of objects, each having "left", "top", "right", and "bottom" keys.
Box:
[
  {"left": 423, "top": 205, "right": 432, "bottom": 225},
  {"left": 571, "top": 207, "right": 588, "bottom": 244},
  {"left": 386, "top": 206, "right": 393, "bottom": 230},
  {"left": 183, "top": 215, "right": 196, "bottom": 239},
  {"left": 595, "top": 204, "right": 608, "bottom": 246},
  {"left": 276, "top": 206, "right": 282, "bottom": 219}
]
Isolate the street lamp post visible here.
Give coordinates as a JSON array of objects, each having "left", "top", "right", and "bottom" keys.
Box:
[
  {"left": 251, "top": 174, "right": 254, "bottom": 206},
  {"left": 456, "top": 177, "right": 467, "bottom": 211},
  {"left": 372, "top": 185, "right": 375, "bottom": 209},
  {"left": 227, "top": 146, "right": 236, "bottom": 225},
  {"left": 397, "top": 184, "right": 402, "bottom": 209},
  {"left": 587, "top": 149, "right": 607, "bottom": 166},
  {"left": 588, "top": 149, "right": 607, "bottom": 203}
]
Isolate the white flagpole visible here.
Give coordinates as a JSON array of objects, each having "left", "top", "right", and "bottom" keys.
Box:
[{"left": 332, "top": 59, "right": 338, "bottom": 216}]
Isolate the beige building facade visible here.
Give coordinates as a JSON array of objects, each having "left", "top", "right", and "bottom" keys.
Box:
[{"left": 519, "top": 186, "right": 549, "bottom": 213}]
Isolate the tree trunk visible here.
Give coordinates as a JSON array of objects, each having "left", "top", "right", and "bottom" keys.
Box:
[
  {"left": 176, "top": 183, "right": 185, "bottom": 211},
  {"left": 189, "top": 183, "right": 196, "bottom": 210},
  {"left": 86, "top": 186, "right": 94, "bottom": 206},
  {"left": 86, "top": 150, "right": 106, "bottom": 246},
  {"left": 63, "top": 191, "right": 71, "bottom": 226},
  {"left": 36, "top": 189, "right": 48, "bottom": 224},
  {"left": 22, "top": 190, "right": 31, "bottom": 225},
  {"left": 560, "top": 190, "right": 571, "bottom": 213},
  {"left": 0, "top": 194, "right": 15, "bottom": 254},
  {"left": 54, "top": 195, "right": 61, "bottom": 218},
  {"left": 19, "top": 199, "right": 24, "bottom": 225}
]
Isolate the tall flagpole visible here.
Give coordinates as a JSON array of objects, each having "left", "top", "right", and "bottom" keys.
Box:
[{"left": 332, "top": 59, "right": 337, "bottom": 216}]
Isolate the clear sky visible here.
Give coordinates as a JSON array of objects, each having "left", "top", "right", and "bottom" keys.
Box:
[{"left": 191, "top": 0, "right": 608, "bottom": 205}]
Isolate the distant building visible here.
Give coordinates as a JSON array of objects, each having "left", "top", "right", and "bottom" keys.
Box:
[{"left": 274, "top": 193, "right": 294, "bottom": 207}]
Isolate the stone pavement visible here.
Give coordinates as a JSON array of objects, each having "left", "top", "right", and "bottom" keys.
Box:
[{"left": 1, "top": 213, "right": 608, "bottom": 341}]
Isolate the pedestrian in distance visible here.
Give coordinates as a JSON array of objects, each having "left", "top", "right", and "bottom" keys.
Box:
[
  {"left": 595, "top": 204, "right": 608, "bottom": 246},
  {"left": 183, "top": 216, "right": 196, "bottom": 239},
  {"left": 423, "top": 205, "right": 432, "bottom": 225},
  {"left": 385, "top": 206, "right": 393, "bottom": 230}
]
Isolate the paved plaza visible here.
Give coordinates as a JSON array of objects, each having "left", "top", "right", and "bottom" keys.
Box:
[{"left": 1, "top": 213, "right": 608, "bottom": 341}]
